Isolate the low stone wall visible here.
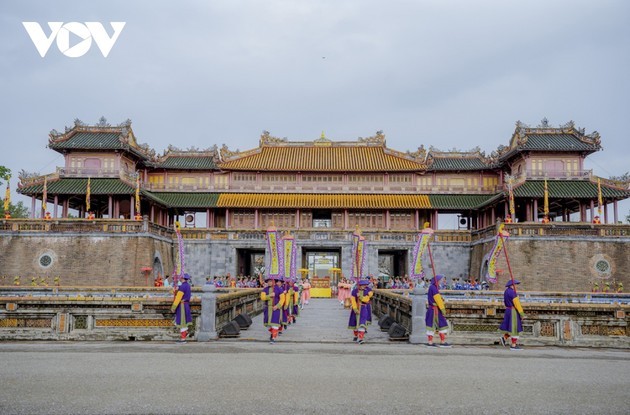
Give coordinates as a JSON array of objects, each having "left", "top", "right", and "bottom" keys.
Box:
[
  {"left": 372, "top": 289, "right": 630, "bottom": 348},
  {"left": 0, "top": 287, "right": 263, "bottom": 341}
]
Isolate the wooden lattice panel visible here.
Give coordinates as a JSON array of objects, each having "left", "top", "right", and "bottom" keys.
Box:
[
  {"left": 581, "top": 325, "right": 628, "bottom": 336},
  {"left": 540, "top": 322, "right": 556, "bottom": 337},
  {"left": 0, "top": 318, "right": 52, "bottom": 328},
  {"left": 95, "top": 319, "right": 172, "bottom": 327}
]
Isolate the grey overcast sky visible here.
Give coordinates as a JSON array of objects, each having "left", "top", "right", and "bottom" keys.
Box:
[{"left": 1, "top": 0, "right": 629, "bottom": 218}]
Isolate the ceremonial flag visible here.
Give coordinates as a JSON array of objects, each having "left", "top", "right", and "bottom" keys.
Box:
[
  {"left": 266, "top": 224, "right": 282, "bottom": 280},
  {"left": 282, "top": 231, "right": 297, "bottom": 282},
  {"left": 411, "top": 223, "right": 434, "bottom": 279},
  {"left": 172, "top": 221, "right": 185, "bottom": 285},
  {"left": 42, "top": 176, "right": 47, "bottom": 213},
  {"left": 597, "top": 178, "right": 603, "bottom": 216},
  {"left": 543, "top": 178, "right": 549, "bottom": 217},
  {"left": 135, "top": 175, "right": 141, "bottom": 215},
  {"left": 3, "top": 176, "right": 10, "bottom": 213},
  {"left": 86, "top": 177, "right": 91, "bottom": 212},
  {"left": 485, "top": 224, "right": 510, "bottom": 283},
  {"left": 350, "top": 227, "right": 367, "bottom": 282},
  {"left": 506, "top": 175, "right": 515, "bottom": 217}
]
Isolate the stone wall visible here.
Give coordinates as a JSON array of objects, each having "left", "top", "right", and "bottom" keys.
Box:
[
  {"left": 0, "top": 233, "right": 173, "bottom": 286},
  {"left": 471, "top": 236, "right": 630, "bottom": 292}
]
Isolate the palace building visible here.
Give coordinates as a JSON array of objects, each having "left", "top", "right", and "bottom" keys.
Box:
[{"left": 15, "top": 118, "right": 630, "bottom": 284}]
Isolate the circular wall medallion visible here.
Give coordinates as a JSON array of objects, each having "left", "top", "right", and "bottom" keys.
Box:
[{"left": 39, "top": 253, "right": 53, "bottom": 268}]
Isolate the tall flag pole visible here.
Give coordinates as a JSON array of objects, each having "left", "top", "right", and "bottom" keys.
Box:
[
  {"left": 3, "top": 175, "right": 10, "bottom": 216},
  {"left": 506, "top": 174, "right": 515, "bottom": 218},
  {"left": 597, "top": 178, "right": 603, "bottom": 217},
  {"left": 42, "top": 176, "right": 48, "bottom": 213},
  {"left": 543, "top": 177, "right": 549, "bottom": 218},
  {"left": 350, "top": 226, "right": 366, "bottom": 283},
  {"left": 485, "top": 223, "right": 510, "bottom": 284},
  {"left": 411, "top": 222, "right": 434, "bottom": 281},
  {"left": 86, "top": 177, "right": 91, "bottom": 213},
  {"left": 172, "top": 221, "right": 185, "bottom": 286},
  {"left": 135, "top": 175, "right": 141, "bottom": 217}
]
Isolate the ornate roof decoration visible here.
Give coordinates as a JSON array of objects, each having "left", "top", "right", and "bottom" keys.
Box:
[
  {"left": 424, "top": 147, "right": 497, "bottom": 171},
  {"left": 259, "top": 130, "right": 288, "bottom": 146},
  {"left": 357, "top": 130, "right": 386, "bottom": 146},
  {"left": 498, "top": 118, "right": 601, "bottom": 160},
  {"left": 48, "top": 118, "right": 156, "bottom": 161}
]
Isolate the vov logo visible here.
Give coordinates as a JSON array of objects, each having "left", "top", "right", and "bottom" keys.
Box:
[{"left": 23, "top": 22, "right": 126, "bottom": 58}]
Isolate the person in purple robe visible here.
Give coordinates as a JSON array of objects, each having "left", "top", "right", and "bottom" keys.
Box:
[
  {"left": 348, "top": 279, "right": 373, "bottom": 344},
  {"left": 499, "top": 279, "right": 526, "bottom": 351},
  {"left": 261, "top": 276, "right": 285, "bottom": 344},
  {"left": 170, "top": 273, "right": 192, "bottom": 343},
  {"left": 426, "top": 274, "right": 452, "bottom": 348}
]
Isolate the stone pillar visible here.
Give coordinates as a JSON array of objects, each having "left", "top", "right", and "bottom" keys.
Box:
[
  {"left": 409, "top": 285, "right": 427, "bottom": 344},
  {"left": 197, "top": 283, "right": 219, "bottom": 341}
]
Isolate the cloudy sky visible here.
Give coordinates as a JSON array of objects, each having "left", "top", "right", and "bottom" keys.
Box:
[{"left": 1, "top": 0, "right": 629, "bottom": 219}]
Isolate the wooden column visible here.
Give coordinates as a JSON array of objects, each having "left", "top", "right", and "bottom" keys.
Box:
[
  {"left": 31, "top": 196, "right": 36, "bottom": 218},
  {"left": 613, "top": 200, "right": 618, "bottom": 223},
  {"left": 53, "top": 195, "right": 59, "bottom": 218}
]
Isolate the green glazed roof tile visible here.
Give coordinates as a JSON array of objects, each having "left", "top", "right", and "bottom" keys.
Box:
[
  {"left": 144, "top": 192, "right": 220, "bottom": 208},
  {"left": 153, "top": 156, "right": 217, "bottom": 170},
  {"left": 429, "top": 194, "right": 503, "bottom": 209},
  {"left": 513, "top": 180, "right": 629, "bottom": 198},
  {"left": 49, "top": 132, "right": 125, "bottom": 150},
  {"left": 429, "top": 157, "right": 493, "bottom": 171},
  {"left": 18, "top": 178, "right": 135, "bottom": 195}
]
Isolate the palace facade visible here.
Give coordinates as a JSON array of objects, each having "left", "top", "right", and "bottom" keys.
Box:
[{"left": 15, "top": 118, "right": 630, "bottom": 283}]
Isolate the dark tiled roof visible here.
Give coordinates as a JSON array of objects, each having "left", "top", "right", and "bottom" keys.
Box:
[
  {"left": 145, "top": 192, "right": 220, "bottom": 208},
  {"left": 429, "top": 194, "right": 503, "bottom": 210},
  {"left": 18, "top": 179, "right": 135, "bottom": 195},
  {"left": 49, "top": 132, "right": 125, "bottom": 150},
  {"left": 513, "top": 180, "right": 629, "bottom": 199},
  {"left": 153, "top": 156, "right": 217, "bottom": 170},
  {"left": 429, "top": 157, "right": 493, "bottom": 171},
  {"left": 522, "top": 134, "right": 599, "bottom": 151}
]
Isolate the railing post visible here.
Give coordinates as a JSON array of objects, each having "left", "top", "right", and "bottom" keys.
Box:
[
  {"left": 409, "top": 285, "right": 427, "bottom": 344},
  {"left": 197, "top": 283, "right": 218, "bottom": 341}
]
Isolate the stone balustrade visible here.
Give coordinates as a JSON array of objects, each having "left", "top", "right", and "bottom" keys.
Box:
[
  {"left": 0, "top": 286, "right": 263, "bottom": 341},
  {"left": 372, "top": 289, "right": 630, "bottom": 348}
]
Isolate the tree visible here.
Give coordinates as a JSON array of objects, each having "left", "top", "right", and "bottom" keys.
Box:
[{"left": 1, "top": 165, "right": 30, "bottom": 218}]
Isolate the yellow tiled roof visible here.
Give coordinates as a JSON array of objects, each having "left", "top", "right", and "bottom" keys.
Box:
[
  {"left": 220, "top": 147, "right": 426, "bottom": 172},
  {"left": 217, "top": 193, "right": 431, "bottom": 209}
]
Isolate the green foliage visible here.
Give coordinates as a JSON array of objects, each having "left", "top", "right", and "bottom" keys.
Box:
[
  {"left": 0, "top": 165, "right": 10, "bottom": 185},
  {"left": 0, "top": 201, "right": 29, "bottom": 218}
]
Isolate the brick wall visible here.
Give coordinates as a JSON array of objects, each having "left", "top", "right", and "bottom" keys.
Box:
[
  {"left": 0, "top": 234, "right": 172, "bottom": 286},
  {"left": 471, "top": 237, "right": 630, "bottom": 291}
]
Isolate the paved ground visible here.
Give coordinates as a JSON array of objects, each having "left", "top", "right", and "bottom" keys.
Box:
[
  {"left": 237, "top": 297, "right": 391, "bottom": 344},
  {"left": 1, "top": 299, "right": 628, "bottom": 415}
]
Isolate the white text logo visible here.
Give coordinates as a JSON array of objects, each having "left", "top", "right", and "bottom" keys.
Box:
[{"left": 22, "top": 22, "right": 126, "bottom": 58}]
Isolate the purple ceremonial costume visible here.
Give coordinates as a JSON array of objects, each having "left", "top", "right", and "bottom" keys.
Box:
[
  {"left": 174, "top": 281, "right": 192, "bottom": 328},
  {"left": 426, "top": 282, "right": 448, "bottom": 331},
  {"left": 263, "top": 284, "right": 284, "bottom": 327},
  {"left": 499, "top": 286, "right": 523, "bottom": 336},
  {"left": 348, "top": 286, "right": 372, "bottom": 330}
]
